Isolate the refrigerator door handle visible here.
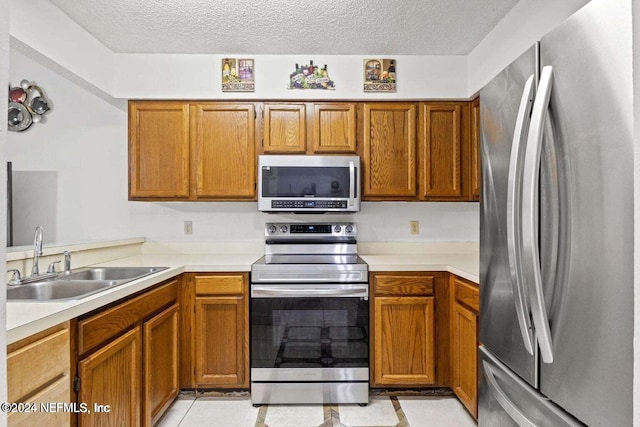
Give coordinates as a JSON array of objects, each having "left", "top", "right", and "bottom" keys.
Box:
[
  {"left": 506, "top": 74, "right": 536, "bottom": 355},
  {"left": 483, "top": 360, "right": 537, "bottom": 427},
  {"left": 522, "top": 65, "right": 555, "bottom": 363}
]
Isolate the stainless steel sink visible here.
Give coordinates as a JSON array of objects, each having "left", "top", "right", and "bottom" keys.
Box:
[
  {"left": 7, "top": 266, "right": 169, "bottom": 301},
  {"left": 64, "top": 266, "right": 168, "bottom": 282},
  {"left": 7, "top": 280, "right": 118, "bottom": 301}
]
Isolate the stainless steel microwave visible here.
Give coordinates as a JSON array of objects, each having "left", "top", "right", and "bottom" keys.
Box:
[{"left": 257, "top": 155, "right": 361, "bottom": 213}]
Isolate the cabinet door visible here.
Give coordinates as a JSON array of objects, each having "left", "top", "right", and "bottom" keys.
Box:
[
  {"left": 312, "top": 103, "right": 357, "bottom": 153},
  {"left": 8, "top": 323, "right": 71, "bottom": 427},
  {"left": 78, "top": 327, "right": 142, "bottom": 427},
  {"left": 143, "top": 304, "right": 179, "bottom": 427},
  {"left": 470, "top": 98, "right": 481, "bottom": 201},
  {"left": 129, "top": 102, "right": 190, "bottom": 199},
  {"left": 362, "top": 103, "right": 417, "bottom": 198},
  {"left": 195, "top": 295, "right": 247, "bottom": 387},
  {"left": 191, "top": 103, "right": 257, "bottom": 199},
  {"left": 419, "top": 102, "right": 466, "bottom": 199},
  {"left": 262, "top": 103, "right": 306, "bottom": 153},
  {"left": 452, "top": 302, "right": 478, "bottom": 419},
  {"left": 373, "top": 296, "right": 435, "bottom": 386}
]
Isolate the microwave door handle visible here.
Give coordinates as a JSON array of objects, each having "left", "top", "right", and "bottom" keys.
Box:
[{"left": 348, "top": 160, "right": 355, "bottom": 206}]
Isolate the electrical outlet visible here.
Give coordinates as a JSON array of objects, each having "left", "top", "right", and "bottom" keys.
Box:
[
  {"left": 410, "top": 220, "right": 420, "bottom": 235},
  {"left": 184, "top": 220, "right": 193, "bottom": 235}
]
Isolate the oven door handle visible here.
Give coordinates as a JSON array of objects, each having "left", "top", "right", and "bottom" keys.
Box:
[{"left": 251, "top": 285, "right": 368, "bottom": 298}]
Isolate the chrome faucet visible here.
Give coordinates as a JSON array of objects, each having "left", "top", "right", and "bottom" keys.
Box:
[
  {"left": 31, "top": 226, "right": 44, "bottom": 277},
  {"left": 64, "top": 250, "right": 72, "bottom": 274}
]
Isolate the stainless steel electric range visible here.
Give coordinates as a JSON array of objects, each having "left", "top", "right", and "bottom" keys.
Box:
[{"left": 250, "top": 222, "right": 369, "bottom": 405}]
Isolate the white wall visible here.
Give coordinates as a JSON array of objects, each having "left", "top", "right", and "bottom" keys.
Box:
[
  {"left": 130, "top": 202, "right": 479, "bottom": 244},
  {"left": 7, "top": 50, "right": 131, "bottom": 245},
  {"left": 467, "top": 0, "right": 590, "bottom": 95},
  {"left": 633, "top": 0, "right": 640, "bottom": 422},
  {"left": 0, "top": 0, "right": 8, "bottom": 421},
  {"left": 116, "top": 54, "right": 469, "bottom": 100},
  {"left": 8, "top": 49, "right": 479, "bottom": 246}
]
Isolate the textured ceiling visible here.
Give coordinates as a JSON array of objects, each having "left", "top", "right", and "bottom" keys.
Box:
[{"left": 48, "top": 0, "right": 519, "bottom": 55}]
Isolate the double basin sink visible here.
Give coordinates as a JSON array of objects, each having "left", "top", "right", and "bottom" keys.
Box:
[{"left": 7, "top": 266, "right": 169, "bottom": 302}]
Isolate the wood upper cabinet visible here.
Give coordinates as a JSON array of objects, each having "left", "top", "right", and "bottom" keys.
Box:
[
  {"left": 470, "top": 97, "right": 481, "bottom": 201},
  {"left": 191, "top": 103, "right": 257, "bottom": 199},
  {"left": 192, "top": 273, "right": 249, "bottom": 388},
  {"left": 312, "top": 103, "right": 357, "bottom": 153},
  {"left": 262, "top": 103, "right": 307, "bottom": 153},
  {"left": 129, "top": 101, "right": 257, "bottom": 200},
  {"left": 450, "top": 275, "right": 479, "bottom": 420},
  {"left": 362, "top": 103, "right": 417, "bottom": 198},
  {"left": 419, "top": 102, "right": 471, "bottom": 200},
  {"left": 129, "top": 102, "right": 190, "bottom": 199},
  {"left": 371, "top": 272, "right": 435, "bottom": 386}
]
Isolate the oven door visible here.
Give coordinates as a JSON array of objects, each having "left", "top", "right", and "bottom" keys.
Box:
[{"left": 250, "top": 284, "right": 369, "bottom": 383}]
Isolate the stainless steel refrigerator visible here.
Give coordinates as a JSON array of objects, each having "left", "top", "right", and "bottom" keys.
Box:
[{"left": 478, "top": 0, "right": 633, "bottom": 425}]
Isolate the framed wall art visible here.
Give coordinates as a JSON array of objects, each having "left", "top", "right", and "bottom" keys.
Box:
[
  {"left": 363, "top": 59, "right": 396, "bottom": 92},
  {"left": 222, "top": 58, "right": 255, "bottom": 92},
  {"left": 288, "top": 61, "right": 335, "bottom": 90}
]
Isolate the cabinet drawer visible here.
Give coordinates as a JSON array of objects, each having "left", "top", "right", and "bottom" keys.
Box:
[
  {"left": 8, "top": 375, "right": 70, "bottom": 427},
  {"left": 373, "top": 273, "right": 434, "bottom": 296},
  {"left": 195, "top": 274, "right": 246, "bottom": 295},
  {"left": 8, "top": 326, "right": 70, "bottom": 403},
  {"left": 78, "top": 279, "right": 178, "bottom": 354},
  {"left": 453, "top": 276, "right": 479, "bottom": 312}
]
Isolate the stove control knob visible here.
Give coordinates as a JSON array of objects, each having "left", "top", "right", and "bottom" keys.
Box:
[
  {"left": 345, "top": 225, "right": 354, "bottom": 233},
  {"left": 267, "top": 225, "right": 277, "bottom": 234},
  {"left": 279, "top": 225, "right": 288, "bottom": 234},
  {"left": 334, "top": 225, "right": 342, "bottom": 233}
]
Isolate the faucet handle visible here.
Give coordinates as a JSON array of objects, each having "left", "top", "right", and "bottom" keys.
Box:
[
  {"left": 47, "top": 261, "right": 61, "bottom": 274},
  {"left": 7, "top": 269, "right": 22, "bottom": 286},
  {"left": 64, "top": 250, "right": 72, "bottom": 274}
]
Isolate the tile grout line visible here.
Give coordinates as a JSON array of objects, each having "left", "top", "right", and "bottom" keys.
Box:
[
  {"left": 391, "top": 396, "right": 411, "bottom": 427},
  {"left": 255, "top": 404, "right": 269, "bottom": 427},
  {"left": 174, "top": 397, "right": 197, "bottom": 427}
]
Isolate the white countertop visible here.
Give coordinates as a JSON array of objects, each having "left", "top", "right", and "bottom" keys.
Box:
[{"left": 6, "top": 249, "right": 478, "bottom": 344}]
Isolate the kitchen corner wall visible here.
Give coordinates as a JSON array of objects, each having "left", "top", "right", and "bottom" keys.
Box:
[
  {"left": 7, "top": 49, "right": 479, "bottom": 246},
  {"left": 0, "top": 0, "right": 8, "bottom": 420}
]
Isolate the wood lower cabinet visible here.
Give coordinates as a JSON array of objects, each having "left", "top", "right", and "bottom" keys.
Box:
[
  {"left": 361, "top": 103, "right": 417, "bottom": 199},
  {"left": 7, "top": 322, "right": 71, "bottom": 427},
  {"left": 76, "top": 278, "right": 179, "bottom": 427},
  {"left": 78, "top": 327, "right": 142, "bottom": 427},
  {"left": 182, "top": 273, "right": 249, "bottom": 389},
  {"left": 450, "top": 275, "right": 479, "bottom": 420},
  {"left": 371, "top": 272, "right": 438, "bottom": 386},
  {"left": 143, "top": 304, "right": 179, "bottom": 426}
]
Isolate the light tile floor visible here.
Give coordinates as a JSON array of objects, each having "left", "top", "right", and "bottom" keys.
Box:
[{"left": 157, "top": 393, "right": 477, "bottom": 427}]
